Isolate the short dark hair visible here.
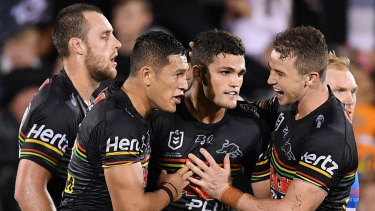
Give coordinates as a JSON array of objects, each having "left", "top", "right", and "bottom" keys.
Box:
[
  {"left": 130, "top": 31, "right": 186, "bottom": 76},
  {"left": 191, "top": 29, "right": 245, "bottom": 67},
  {"left": 273, "top": 26, "right": 328, "bottom": 80},
  {"left": 52, "top": 3, "right": 103, "bottom": 57}
]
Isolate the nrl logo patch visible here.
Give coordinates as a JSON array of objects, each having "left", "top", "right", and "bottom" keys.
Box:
[{"left": 168, "top": 130, "right": 184, "bottom": 150}]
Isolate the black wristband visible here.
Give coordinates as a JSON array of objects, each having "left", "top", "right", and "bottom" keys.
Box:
[
  {"left": 164, "top": 181, "right": 178, "bottom": 195},
  {"left": 161, "top": 186, "right": 173, "bottom": 203}
]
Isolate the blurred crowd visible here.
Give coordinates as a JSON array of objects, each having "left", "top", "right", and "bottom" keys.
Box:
[{"left": 0, "top": 0, "right": 375, "bottom": 210}]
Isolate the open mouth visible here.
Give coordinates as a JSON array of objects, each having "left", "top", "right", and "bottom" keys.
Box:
[
  {"left": 173, "top": 95, "right": 183, "bottom": 104},
  {"left": 110, "top": 54, "right": 118, "bottom": 66},
  {"left": 274, "top": 88, "right": 284, "bottom": 97},
  {"left": 224, "top": 91, "right": 238, "bottom": 97}
]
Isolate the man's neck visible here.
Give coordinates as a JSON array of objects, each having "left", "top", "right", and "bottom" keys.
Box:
[
  {"left": 64, "top": 60, "right": 99, "bottom": 103},
  {"left": 184, "top": 85, "right": 227, "bottom": 124},
  {"left": 295, "top": 84, "right": 329, "bottom": 120},
  {"left": 121, "top": 78, "right": 150, "bottom": 118}
]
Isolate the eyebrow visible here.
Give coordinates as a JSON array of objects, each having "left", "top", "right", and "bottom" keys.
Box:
[
  {"left": 218, "top": 66, "right": 246, "bottom": 72},
  {"left": 175, "top": 68, "right": 188, "bottom": 73},
  {"left": 334, "top": 86, "right": 358, "bottom": 91},
  {"left": 99, "top": 29, "right": 113, "bottom": 35}
]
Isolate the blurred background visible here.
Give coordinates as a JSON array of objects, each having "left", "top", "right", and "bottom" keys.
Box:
[{"left": 0, "top": 0, "right": 374, "bottom": 210}]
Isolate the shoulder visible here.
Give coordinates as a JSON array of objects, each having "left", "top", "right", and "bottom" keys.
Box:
[
  {"left": 97, "top": 91, "right": 145, "bottom": 133},
  {"left": 309, "top": 97, "right": 351, "bottom": 141},
  {"left": 27, "top": 76, "right": 76, "bottom": 120},
  {"left": 229, "top": 101, "right": 273, "bottom": 137},
  {"left": 234, "top": 101, "right": 261, "bottom": 119},
  {"left": 230, "top": 101, "right": 268, "bottom": 130},
  {"left": 303, "top": 101, "right": 356, "bottom": 159}
]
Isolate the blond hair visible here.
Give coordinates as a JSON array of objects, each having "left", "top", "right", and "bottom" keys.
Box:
[{"left": 328, "top": 51, "right": 350, "bottom": 70}]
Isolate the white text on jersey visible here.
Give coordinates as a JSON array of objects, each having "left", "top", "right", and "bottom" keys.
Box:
[{"left": 27, "top": 124, "right": 68, "bottom": 152}]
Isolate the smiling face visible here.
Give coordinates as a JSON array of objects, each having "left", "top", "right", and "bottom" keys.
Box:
[
  {"left": 201, "top": 53, "right": 246, "bottom": 109},
  {"left": 83, "top": 12, "right": 121, "bottom": 82},
  {"left": 325, "top": 65, "right": 357, "bottom": 120},
  {"left": 268, "top": 50, "right": 307, "bottom": 106},
  {"left": 149, "top": 54, "right": 189, "bottom": 112}
]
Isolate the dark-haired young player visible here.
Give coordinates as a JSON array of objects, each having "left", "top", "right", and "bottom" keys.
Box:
[
  {"left": 59, "top": 31, "right": 192, "bottom": 211},
  {"left": 147, "top": 29, "right": 271, "bottom": 211}
]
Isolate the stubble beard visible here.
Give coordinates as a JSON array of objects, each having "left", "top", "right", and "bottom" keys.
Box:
[{"left": 85, "top": 46, "right": 116, "bottom": 83}]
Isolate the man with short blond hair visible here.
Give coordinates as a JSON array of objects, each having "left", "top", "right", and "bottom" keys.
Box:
[{"left": 326, "top": 51, "right": 359, "bottom": 210}]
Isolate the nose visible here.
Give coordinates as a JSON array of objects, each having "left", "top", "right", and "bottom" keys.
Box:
[
  {"left": 113, "top": 36, "right": 122, "bottom": 49},
  {"left": 179, "top": 77, "right": 189, "bottom": 91},
  {"left": 342, "top": 92, "right": 355, "bottom": 106},
  {"left": 267, "top": 70, "right": 276, "bottom": 85},
  {"left": 230, "top": 74, "right": 242, "bottom": 88}
]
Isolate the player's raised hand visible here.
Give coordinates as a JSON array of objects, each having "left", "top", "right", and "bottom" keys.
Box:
[{"left": 186, "top": 148, "right": 231, "bottom": 199}]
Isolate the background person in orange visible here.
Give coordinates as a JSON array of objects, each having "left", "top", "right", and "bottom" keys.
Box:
[{"left": 350, "top": 64, "right": 375, "bottom": 211}]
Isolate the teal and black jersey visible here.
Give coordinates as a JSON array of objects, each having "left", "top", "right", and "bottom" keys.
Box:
[
  {"left": 147, "top": 100, "right": 270, "bottom": 211},
  {"left": 59, "top": 81, "right": 151, "bottom": 211},
  {"left": 255, "top": 87, "right": 358, "bottom": 210},
  {"left": 18, "top": 69, "right": 88, "bottom": 205}
]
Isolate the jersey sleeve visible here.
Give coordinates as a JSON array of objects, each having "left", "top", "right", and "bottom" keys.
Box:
[
  {"left": 19, "top": 102, "right": 75, "bottom": 173},
  {"left": 249, "top": 122, "right": 271, "bottom": 183},
  {"left": 99, "top": 114, "right": 149, "bottom": 168},
  {"left": 253, "top": 96, "right": 279, "bottom": 131},
  {"left": 250, "top": 144, "right": 271, "bottom": 183},
  {"left": 295, "top": 133, "right": 346, "bottom": 194},
  {"left": 237, "top": 101, "right": 271, "bottom": 183}
]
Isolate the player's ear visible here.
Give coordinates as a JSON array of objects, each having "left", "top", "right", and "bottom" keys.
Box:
[
  {"left": 140, "top": 66, "right": 152, "bottom": 87},
  {"left": 192, "top": 65, "right": 208, "bottom": 85},
  {"left": 68, "top": 37, "right": 85, "bottom": 55},
  {"left": 192, "top": 65, "right": 201, "bottom": 79},
  {"left": 305, "top": 72, "right": 319, "bottom": 86}
]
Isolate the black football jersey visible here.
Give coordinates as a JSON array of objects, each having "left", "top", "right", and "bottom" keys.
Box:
[
  {"left": 18, "top": 69, "right": 88, "bottom": 205},
  {"left": 59, "top": 81, "right": 151, "bottom": 211},
  {"left": 255, "top": 87, "right": 358, "bottom": 210},
  {"left": 147, "top": 100, "right": 270, "bottom": 211}
]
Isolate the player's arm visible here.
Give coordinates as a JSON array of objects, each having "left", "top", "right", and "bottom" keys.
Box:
[
  {"left": 238, "top": 179, "right": 325, "bottom": 210},
  {"left": 186, "top": 148, "right": 325, "bottom": 211},
  {"left": 15, "top": 159, "right": 56, "bottom": 211},
  {"left": 247, "top": 150, "right": 271, "bottom": 199},
  {"left": 251, "top": 180, "right": 270, "bottom": 198},
  {"left": 105, "top": 163, "right": 192, "bottom": 211},
  {"left": 15, "top": 103, "right": 67, "bottom": 211}
]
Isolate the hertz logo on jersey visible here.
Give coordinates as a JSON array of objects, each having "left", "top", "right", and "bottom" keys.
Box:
[
  {"left": 26, "top": 124, "right": 69, "bottom": 153},
  {"left": 300, "top": 152, "right": 338, "bottom": 176},
  {"left": 106, "top": 136, "right": 144, "bottom": 154}
]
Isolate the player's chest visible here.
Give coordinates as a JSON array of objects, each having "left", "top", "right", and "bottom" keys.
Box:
[
  {"left": 155, "top": 123, "right": 258, "bottom": 161},
  {"left": 272, "top": 112, "right": 310, "bottom": 164}
]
